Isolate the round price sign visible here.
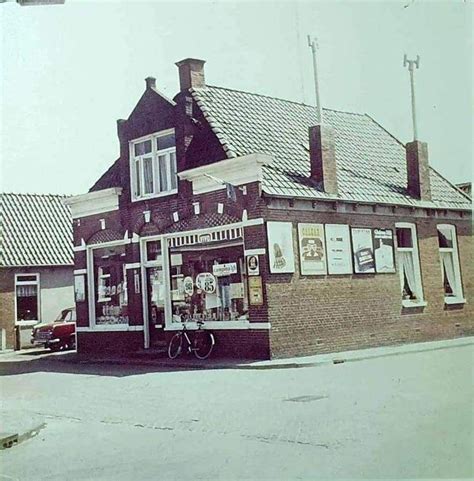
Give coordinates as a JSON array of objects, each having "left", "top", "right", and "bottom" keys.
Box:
[{"left": 195, "top": 272, "right": 217, "bottom": 294}]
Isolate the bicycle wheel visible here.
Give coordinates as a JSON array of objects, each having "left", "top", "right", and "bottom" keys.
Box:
[
  {"left": 193, "top": 330, "right": 215, "bottom": 360},
  {"left": 168, "top": 333, "right": 183, "bottom": 359}
]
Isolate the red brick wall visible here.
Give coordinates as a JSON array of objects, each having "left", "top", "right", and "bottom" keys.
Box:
[{"left": 265, "top": 208, "right": 473, "bottom": 358}]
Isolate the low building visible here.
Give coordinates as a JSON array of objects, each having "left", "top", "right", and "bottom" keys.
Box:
[
  {"left": 0, "top": 193, "right": 74, "bottom": 349},
  {"left": 66, "top": 58, "right": 472, "bottom": 359}
]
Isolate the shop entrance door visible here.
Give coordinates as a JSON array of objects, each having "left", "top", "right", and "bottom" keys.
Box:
[{"left": 146, "top": 266, "right": 166, "bottom": 348}]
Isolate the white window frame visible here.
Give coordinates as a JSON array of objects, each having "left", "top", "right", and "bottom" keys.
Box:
[
  {"left": 395, "top": 223, "right": 426, "bottom": 308},
  {"left": 14, "top": 273, "right": 40, "bottom": 326},
  {"left": 437, "top": 224, "right": 465, "bottom": 304},
  {"left": 129, "top": 129, "right": 177, "bottom": 202}
]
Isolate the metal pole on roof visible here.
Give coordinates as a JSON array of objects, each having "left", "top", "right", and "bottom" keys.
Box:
[
  {"left": 403, "top": 54, "right": 420, "bottom": 141},
  {"left": 307, "top": 35, "right": 323, "bottom": 124}
]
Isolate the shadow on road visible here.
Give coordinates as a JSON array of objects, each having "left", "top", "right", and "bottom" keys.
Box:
[{"left": 0, "top": 350, "right": 260, "bottom": 378}]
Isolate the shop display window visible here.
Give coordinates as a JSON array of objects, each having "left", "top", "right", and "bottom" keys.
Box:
[
  {"left": 169, "top": 245, "right": 248, "bottom": 322},
  {"left": 92, "top": 245, "right": 129, "bottom": 325}
]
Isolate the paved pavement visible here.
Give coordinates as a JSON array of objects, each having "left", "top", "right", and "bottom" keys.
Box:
[{"left": 0, "top": 338, "right": 473, "bottom": 480}]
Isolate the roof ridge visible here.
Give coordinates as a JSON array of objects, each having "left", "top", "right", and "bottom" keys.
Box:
[
  {"left": 1, "top": 192, "right": 71, "bottom": 198},
  {"left": 192, "top": 84, "right": 367, "bottom": 118}
]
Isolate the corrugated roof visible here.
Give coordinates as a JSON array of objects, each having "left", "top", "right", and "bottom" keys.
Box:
[
  {"left": 0, "top": 193, "right": 74, "bottom": 267},
  {"left": 191, "top": 85, "right": 471, "bottom": 210}
]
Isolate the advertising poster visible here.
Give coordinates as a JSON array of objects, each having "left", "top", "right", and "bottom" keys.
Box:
[
  {"left": 297, "top": 223, "right": 327, "bottom": 275},
  {"left": 74, "top": 275, "right": 85, "bottom": 302},
  {"left": 246, "top": 255, "right": 260, "bottom": 276},
  {"left": 267, "top": 222, "right": 295, "bottom": 274},
  {"left": 351, "top": 228, "right": 375, "bottom": 274},
  {"left": 248, "top": 276, "right": 264, "bottom": 305},
  {"left": 373, "top": 228, "right": 396, "bottom": 273},
  {"left": 325, "top": 224, "right": 353, "bottom": 275}
]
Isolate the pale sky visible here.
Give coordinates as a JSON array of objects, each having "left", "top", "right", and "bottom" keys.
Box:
[{"left": 0, "top": 0, "right": 472, "bottom": 195}]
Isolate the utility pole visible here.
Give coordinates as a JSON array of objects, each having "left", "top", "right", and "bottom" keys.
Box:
[
  {"left": 403, "top": 54, "right": 420, "bottom": 141},
  {"left": 307, "top": 35, "right": 323, "bottom": 124}
]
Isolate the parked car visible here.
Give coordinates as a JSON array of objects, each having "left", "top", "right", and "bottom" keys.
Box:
[{"left": 31, "top": 307, "right": 76, "bottom": 351}]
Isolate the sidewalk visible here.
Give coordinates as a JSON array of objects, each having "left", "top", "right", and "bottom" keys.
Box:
[{"left": 56, "top": 336, "right": 474, "bottom": 371}]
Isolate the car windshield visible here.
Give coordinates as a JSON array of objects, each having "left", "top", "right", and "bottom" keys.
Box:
[{"left": 56, "top": 309, "right": 72, "bottom": 322}]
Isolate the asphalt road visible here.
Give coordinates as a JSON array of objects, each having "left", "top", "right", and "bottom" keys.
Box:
[{"left": 0, "top": 344, "right": 472, "bottom": 480}]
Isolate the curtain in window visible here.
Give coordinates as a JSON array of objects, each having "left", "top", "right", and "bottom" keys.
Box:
[
  {"left": 16, "top": 285, "right": 37, "bottom": 297},
  {"left": 399, "top": 251, "right": 417, "bottom": 298},
  {"left": 158, "top": 154, "right": 168, "bottom": 192},
  {"left": 441, "top": 252, "right": 456, "bottom": 296},
  {"left": 143, "top": 157, "right": 154, "bottom": 194},
  {"left": 170, "top": 152, "right": 177, "bottom": 190}
]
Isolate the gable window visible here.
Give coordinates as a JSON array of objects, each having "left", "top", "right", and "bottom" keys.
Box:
[
  {"left": 437, "top": 224, "right": 464, "bottom": 304},
  {"left": 395, "top": 223, "right": 425, "bottom": 307},
  {"left": 130, "top": 130, "right": 177, "bottom": 201},
  {"left": 15, "top": 273, "right": 40, "bottom": 324}
]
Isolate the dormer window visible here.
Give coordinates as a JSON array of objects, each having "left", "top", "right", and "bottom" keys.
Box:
[{"left": 130, "top": 129, "right": 177, "bottom": 201}]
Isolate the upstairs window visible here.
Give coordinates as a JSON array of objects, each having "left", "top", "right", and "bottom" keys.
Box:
[
  {"left": 395, "top": 223, "right": 425, "bottom": 306},
  {"left": 130, "top": 130, "right": 177, "bottom": 201},
  {"left": 437, "top": 224, "right": 464, "bottom": 303}
]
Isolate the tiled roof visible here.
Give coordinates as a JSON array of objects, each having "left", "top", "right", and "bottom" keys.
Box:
[
  {"left": 1, "top": 193, "right": 73, "bottom": 267},
  {"left": 191, "top": 85, "right": 471, "bottom": 210}
]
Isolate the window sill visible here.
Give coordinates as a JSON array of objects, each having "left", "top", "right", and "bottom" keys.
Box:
[
  {"left": 165, "top": 321, "right": 271, "bottom": 331},
  {"left": 444, "top": 297, "right": 466, "bottom": 305},
  {"left": 77, "top": 325, "right": 143, "bottom": 332},
  {"left": 402, "top": 299, "right": 427, "bottom": 308},
  {"left": 131, "top": 189, "right": 178, "bottom": 203},
  {"left": 15, "top": 320, "right": 39, "bottom": 327}
]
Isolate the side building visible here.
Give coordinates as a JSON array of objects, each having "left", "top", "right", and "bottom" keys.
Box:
[
  {"left": 66, "top": 58, "right": 473, "bottom": 359},
  {"left": 0, "top": 193, "right": 74, "bottom": 349}
]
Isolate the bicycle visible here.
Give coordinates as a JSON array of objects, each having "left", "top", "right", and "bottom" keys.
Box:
[{"left": 167, "top": 316, "right": 215, "bottom": 360}]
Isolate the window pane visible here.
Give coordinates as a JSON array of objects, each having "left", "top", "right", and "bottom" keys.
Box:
[
  {"left": 134, "top": 160, "right": 141, "bottom": 197},
  {"left": 143, "top": 157, "right": 154, "bottom": 194},
  {"left": 146, "top": 241, "right": 162, "bottom": 262},
  {"left": 170, "top": 152, "right": 177, "bottom": 190},
  {"left": 396, "top": 228, "right": 413, "bottom": 248},
  {"left": 437, "top": 226, "right": 453, "bottom": 248},
  {"left": 16, "top": 275, "right": 37, "bottom": 283},
  {"left": 16, "top": 285, "right": 38, "bottom": 320},
  {"left": 158, "top": 154, "right": 169, "bottom": 192},
  {"left": 134, "top": 140, "right": 152, "bottom": 156},
  {"left": 157, "top": 133, "right": 175, "bottom": 151}
]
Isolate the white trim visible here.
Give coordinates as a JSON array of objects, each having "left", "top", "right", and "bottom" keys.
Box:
[
  {"left": 73, "top": 269, "right": 87, "bottom": 275},
  {"left": 178, "top": 153, "right": 273, "bottom": 195},
  {"left": 125, "top": 263, "right": 141, "bottom": 270},
  {"left": 164, "top": 321, "right": 271, "bottom": 331},
  {"left": 87, "top": 238, "right": 130, "bottom": 249},
  {"left": 244, "top": 248, "right": 266, "bottom": 256},
  {"left": 76, "top": 325, "right": 144, "bottom": 332},
  {"left": 64, "top": 188, "right": 122, "bottom": 219}
]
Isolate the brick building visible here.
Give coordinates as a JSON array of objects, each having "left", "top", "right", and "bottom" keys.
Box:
[
  {"left": 0, "top": 193, "right": 74, "bottom": 349},
  {"left": 66, "top": 58, "right": 472, "bottom": 359}
]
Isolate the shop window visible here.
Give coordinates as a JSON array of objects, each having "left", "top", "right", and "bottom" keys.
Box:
[
  {"left": 437, "top": 224, "right": 464, "bottom": 303},
  {"left": 130, "top": 130, "right": 177, "bottom": 201},
  {"left": 395, "top": 223, "right": 425, "bottom": 306},
  {"left": 169, "top": 244, "right": 248, "bottom": 322},
  {"left": 92, "top": 245, "right": 129, "bottom": 325},
  {"left": 15, "top": 273, "right": 39, "bottom": 323}
]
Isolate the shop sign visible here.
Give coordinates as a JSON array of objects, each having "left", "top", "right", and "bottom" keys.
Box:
[
  {"left": 196, "top": 272, "right": 217, "bottom": 293},
  {"left": 298, "top": 223, "right": 327, "bottom": 275},
  {"left": 212, "top": 262, "right": 237, "bottom": 277},
  {"left": 246, "top": 255, "right": 260, "bottom": 276},
  {"left": 373, "top": 228, "right": 396, "bottom": 273},
  {"left": 248, "top": 276, "right": 263, "bottom": 306},
  {"left": 183, "top": 276, "right": 194, "bottom": 295},
  {"left": 267, "top": 221, "right": 295, "bottom": 274},
  {"left": 325, "top": 224, "right": 353, "bottom": 275},
  {"left": 351, "top": 228, "right": 375, "bottom": 274}
]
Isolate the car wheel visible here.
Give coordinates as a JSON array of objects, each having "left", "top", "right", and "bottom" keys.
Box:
[
  {"left": 49, "top": 343, "right": 61, "bottom": 352},
  {"left": 68, "top": 336, "right": 76, "bottom": 350}
]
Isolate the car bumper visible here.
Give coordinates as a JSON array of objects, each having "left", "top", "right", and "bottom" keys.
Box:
[{"left": 31, "top": 338, "right": 61, "bottom": 347}]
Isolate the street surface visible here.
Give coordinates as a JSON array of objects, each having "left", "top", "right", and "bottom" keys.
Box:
[{"left": 0, "top": 343, "right": 473, "bottom": 480}]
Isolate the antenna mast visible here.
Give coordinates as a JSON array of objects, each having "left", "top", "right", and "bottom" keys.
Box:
[
  {"left": 307, "top": 35, "right": 323, "bottom": 124},
  {"left": 403, "top": 54, "right": 420, "bottom": 141}
]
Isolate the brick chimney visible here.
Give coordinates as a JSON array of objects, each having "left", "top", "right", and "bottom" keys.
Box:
[
  {"left": 145, "top": 76, "right": 156, "bottom": 90},
  {"left": 309, "top": 125, "right": 338, "bottom": 195},
  {"left": 406, "top": 140, "right": 431, "bottom": 200},
  {"left": 175, "top": 58, "right": 206, "bottom": 90}
]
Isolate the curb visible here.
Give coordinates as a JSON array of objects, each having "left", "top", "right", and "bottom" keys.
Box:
[{"left": 51, "top": 336, "right": 474, "bottom": 371}]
